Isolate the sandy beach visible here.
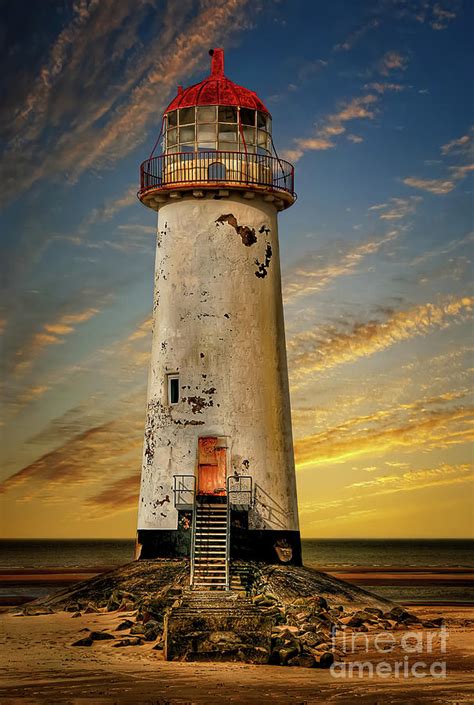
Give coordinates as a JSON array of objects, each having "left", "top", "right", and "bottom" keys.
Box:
[{"left": 0, "top": 603, "right": 472, "bottom": 704}]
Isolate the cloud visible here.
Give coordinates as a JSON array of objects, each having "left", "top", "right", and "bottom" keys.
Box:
[
  {"left": 13, "top": 306, "right": 101, "bottom": 377},
  {"left": 403, "top": 128, "right": 474, "bottom": 195},
  {"left": 347, "top": 134, "right": 364, "bottom": 143},
  {"left": 430, "top": 2, "right": 458, "bottom": 30},
  {"left": 350, "top": 463, "right": 473, "bottom": 495},
  {"left": 333, "top": 17, "right": 381, "bottom": 52},
  {"left": 294, "top": 405, "right": 473, "bottom": 468},
  {"left": 282, "top": 93, "right": 379, "bottom": 162},
  {"left": 82, "top": 185, "right": 138, "bottom": 228},
  {"left": 378, "top": 51, "right": 409, "bottom": 76},
  {"left": 84, "top": 474, "right": 140, "bottom": 517},
  {"left": 288, "top": 295, "right": 473, "bottom": 377},
  {"left": 1, "top": 0, "right": 257, "bottom": 205},
  {"left": 0, "top": 414, "right": 143, "bottom": 500},
  {"left": 441, "top": 128, "right": 473, "bottom": 157},
  {"left": 363, "top": 82, "right": 404, "bottom": 94},
  {"left": 368, "top": 196, "right": 422, "bottom": 220},
  {"left": 402, "top": 176, "right": 457, "bottom": 194},
  {"left": 283, "top": 230, "right": 399, "bottom": 304}
]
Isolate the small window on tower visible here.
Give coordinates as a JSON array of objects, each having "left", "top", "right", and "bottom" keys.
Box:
[
  {"left": 167, "top": 375, "right": 180, "bottom": 405},
  {"left": 240, "top": 108, "right": 255, "bottom": 126}
]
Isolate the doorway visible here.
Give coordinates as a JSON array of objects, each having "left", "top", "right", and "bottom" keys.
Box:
[{"left": 197, "top": 437, "right": 227, "bottom": 497}]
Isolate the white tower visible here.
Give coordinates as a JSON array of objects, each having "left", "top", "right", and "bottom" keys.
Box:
[{"left": 136, "top": 49, "right": 300, "bottom": 581}]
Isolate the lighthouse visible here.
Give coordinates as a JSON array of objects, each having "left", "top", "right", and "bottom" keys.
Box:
[{"left": 136, "top": 48, "right": 301, "bottom": 587}]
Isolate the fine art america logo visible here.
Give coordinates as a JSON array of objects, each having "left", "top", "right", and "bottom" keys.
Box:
[{"left": 329, "top": 624, "right": 448, "bottom": 679}]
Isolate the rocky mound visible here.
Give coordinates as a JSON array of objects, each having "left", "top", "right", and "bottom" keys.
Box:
[{"left": 14, "top": 560, "right": 443, "bottom": 667}]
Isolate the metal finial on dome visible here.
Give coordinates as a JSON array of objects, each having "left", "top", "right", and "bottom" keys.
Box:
[{"left": 209, "top": 48, "right": 224, "bottom": 76}]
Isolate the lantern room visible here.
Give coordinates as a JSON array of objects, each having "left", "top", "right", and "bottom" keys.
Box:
[{"left": 138, "top": 48, "right": 295, "bottom": 211}]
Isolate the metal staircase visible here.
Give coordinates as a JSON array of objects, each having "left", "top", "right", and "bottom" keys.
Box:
[{"left": 191, "top": 502, "right": 229, "bottom": 590}]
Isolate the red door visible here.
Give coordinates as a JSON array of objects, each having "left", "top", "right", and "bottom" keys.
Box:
[{"left": 197, "top": 438, "right": 226, "bottom": 496}]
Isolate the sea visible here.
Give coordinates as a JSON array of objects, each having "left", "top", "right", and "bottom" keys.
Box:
[{"left": 1, "top": 538, "right": 473, "bottom": 605}]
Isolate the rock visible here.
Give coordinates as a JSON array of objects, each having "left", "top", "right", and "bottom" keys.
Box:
[
  {"left": 112, "top": 637, "right": 143, "bottom": 647},
  {"left": 72, "top": 636, "right": 93, "bottom": 647},
  {"left": 152, "top": 641, "right": 164, "bottom": 650},
  {"left": 208, "top": 631, "right": 242, "bottom": 645},
  {"left": 276, "top": 646, "right": 299, "bottom": 665},
  {"left": 385, "top": 606, "right": 418, "bottom": 624},
  {"left": 365, "top": 607, "right": 383, "bottom": 617},
  {"left": 143, "top": 620, "right": 162, "bottom": 641},
  {"left": 115, "top": 619, "right": 134, "bottom": 631},
  {"left": 90, "top": 631, "right": 115, "bottom": 641},
  {"left": 287, "top": 653, "right": 315, "bottom": 668},
  {"left": 300, "top": 631, "right": 321, "bottom": 648},
  {"left": 130, "top": 623, "right": 146, "bottom": 636},
  {"left": 313, "top": 651, "right": 335, "bottom": 668},
  {"left": 71, "top": 612, "right": 82, "bottom": 618},
  {"left": 84, "top": 603, "right": 100, "bottom": 614},
  {"left": 423, "top": 618, "right": 445, "bottom": 628}
]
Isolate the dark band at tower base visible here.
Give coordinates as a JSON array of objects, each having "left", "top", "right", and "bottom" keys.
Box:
[{"left": 136, "top": 528, "right": 302, "bottom": 566}]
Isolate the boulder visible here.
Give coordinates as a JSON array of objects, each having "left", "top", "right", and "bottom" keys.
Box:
[
  {"left": 313, "top": 651, "right": 335, "bottom": 668},
  {"left": 115, "top": 619, "right": 134, "bottom": 631},
  {"left": 71, "top": 636, "right": 93, "bottom": 647},
  {"left": 90, "top": 631, "right": 114, "bottom": 641},
  {"left": 112, "top": 637, "right": 143, "bottom": 647},
  {"left": 287, "top": 653, "right": 315, "bottom": 668}
]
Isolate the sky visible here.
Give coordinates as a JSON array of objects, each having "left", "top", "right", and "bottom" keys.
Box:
[{"left": 0, "top": 0, "right": 473, "bottom": 540}]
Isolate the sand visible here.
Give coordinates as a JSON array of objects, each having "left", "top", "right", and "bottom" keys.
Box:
[{"left": 1, "top": 606, "right": 473, "bottom": 704}]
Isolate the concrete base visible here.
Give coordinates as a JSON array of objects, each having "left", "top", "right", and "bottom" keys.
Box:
[{"left": 136, "top": 528, "right": 302, "bottom": 565}]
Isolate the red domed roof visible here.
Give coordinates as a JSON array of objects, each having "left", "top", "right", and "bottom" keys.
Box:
[{"left": 164, "top": 48, "right": 269, "bottom": 115}]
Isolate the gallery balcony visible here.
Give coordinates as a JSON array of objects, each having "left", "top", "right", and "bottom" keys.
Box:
[{"left": 138, "top": 150, "right": 296, "bottom": 210}]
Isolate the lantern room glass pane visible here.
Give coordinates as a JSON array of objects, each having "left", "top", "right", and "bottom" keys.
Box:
[
  {"left": 197, "top": 106, "right": 217, "bottom": 123},
  {"left": 167, "top": 128, "right": 177, "bottom": 146},
  {"left": 218, "top": 125, "right": 237, "bottom": 142},
  {"left": 257, "top": 129, "right": 269, "bottom": 147},
  {"left": 218, "top": 106, "right": 237, "bottom": 123},
  {"left": 198, "top": 142, "right": 216, "bottom": 152},
  {"left": 197, "top": 123, "right": 217, "bottom": 141},
  {"left": 179, "top": 107, "right": 195, "bottom": 125},
  {"left": 219, "top": 141, "right": 238, "bottom": 152},
  {"left": 168, "top": 110, "right": 177, "bottom": 127},
  {"left": 257, "top": 111, "right": 267, "bottom": 128},
  {"left": 242, "top": 126, "right": 255, "bottom": 146},
  {"left": 179, "top": 125, "right": 195, "bottom": 143},
  {"left": 240, "top": 108, "right": 255, "bottom": 126}
]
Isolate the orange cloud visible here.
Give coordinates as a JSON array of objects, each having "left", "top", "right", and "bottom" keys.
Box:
[
  {"left": 282, "top": 94, "right": 379, "bottom": 162},
  {"left": 84, "top": 474, "right": 140, "bottom": 517},
  {"left": 294, "top": 405, "right": 473, "bottom": 468},
  {"left": 13, "top": 307, "right": 100, "bottom": 376},
  {"left": 288, "top": 296, "right": 473, "bottom": 377},
  {"left": 283, "top": 230, "right": 399, "bottom": 304},
  {"left": 350, "top": 463, "right": 473, "bottom": 494}
]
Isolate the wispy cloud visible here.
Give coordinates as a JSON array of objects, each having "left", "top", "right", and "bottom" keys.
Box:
[
  {"left": 429, "top": 2, "right": 458, "bottom": 30},
  {"left": 368, "top": 196, "right": 422, "bottom": 220},
  {"left": 13, "top": 306, "right": 101, "bottom": 377},
  {"left": 288, "top": 295, "right": 473, "bottom": 377},
  {"left": 403, "top": 127, "right": 474, "bottom": 194},
  {"left": 441, "top": 128, "right": 473, "bottom": 157},
  {"left": 294, "top": 404, "right": 473, "bottom": 468},
  {"left": 350, "top": 463, "right": 473, "bottom": 494},
  {"left": 364, "top": 82, "right": 404, "bottom": 94},
  {"left": 84, "top": 474, "right": 140, "bottom": 517},
  {"left": 0, "top": 413, "right": 143, "bottom": 500},
  {"left": 1, "top": 0, "right": 256, "bottom": 205},
  {"left": 378, "top": 51, "right": 409, "bottom": 76},
  {"left": 283, "top": 230, "right": 399, "bottom": 304},
  {"left": 282, "top": 93, "right": 379, "bottom": 162}
]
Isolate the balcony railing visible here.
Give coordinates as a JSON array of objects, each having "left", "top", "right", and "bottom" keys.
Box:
[
  {"left": 173, "top": 474, "right": 196, "bottom": 510},
  {"left": 139, "top": 150, "right": 295, "bottom": 200}
]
